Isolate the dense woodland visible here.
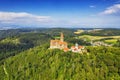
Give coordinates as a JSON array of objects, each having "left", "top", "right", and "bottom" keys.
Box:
[
  {"left": 0, "top": 45, "right": 120, "bottom": 80},
  {"left": 0, "top": 28, "right": 120, "bottom": 80}
]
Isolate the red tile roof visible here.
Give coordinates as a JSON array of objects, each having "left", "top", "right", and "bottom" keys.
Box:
[{"left": 64, "top": 48, "right": 69, "bottom": 51}]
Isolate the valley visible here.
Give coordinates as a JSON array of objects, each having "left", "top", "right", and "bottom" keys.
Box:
[{"left": 0, "top": 28, "right": 120, "bottom": 80}]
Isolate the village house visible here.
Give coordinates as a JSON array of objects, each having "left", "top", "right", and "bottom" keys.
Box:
[
  {"left": 91, "top": 41, "right": 113, "bottom": 46},
  {"left": 70, "top": 43, "right": 85, "bottom": 53}
]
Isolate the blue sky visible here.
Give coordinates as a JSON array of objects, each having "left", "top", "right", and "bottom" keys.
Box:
[{"left": 0, "top": 0, "right": 120, "bottom": 28}]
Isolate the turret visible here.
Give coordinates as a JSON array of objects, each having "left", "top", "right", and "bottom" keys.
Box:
[
  {"left": 60, "top": 32, "right": 64, "bottom": 42},
  {"left": 75, "top": 43, "right": 78, "bottom": 49}
]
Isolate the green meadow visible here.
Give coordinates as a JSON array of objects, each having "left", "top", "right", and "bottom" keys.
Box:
[{"left": 77, "top": 35, "right": 120, "bottom": 44}]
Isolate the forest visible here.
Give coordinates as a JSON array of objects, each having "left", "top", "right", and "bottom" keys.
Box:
[
  {"left": 0, "top": 45, "right": 120, "bottom": 80},
  {"left": 0, "top": 28, "right": 120, "bottom": 80}
]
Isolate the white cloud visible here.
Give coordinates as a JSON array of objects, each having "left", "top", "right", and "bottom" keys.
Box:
[
  {"left": 100, "top": 4, "right": 120, "bottom": 15},
  {"left": 89, "top": 5, "right": 96, "bottom": 8},
  {"left": 0, "top": 12, "right": 51, "bottom": 26},
  {"left": 0, "top": 11, "right": 120, "bottom": 28}
]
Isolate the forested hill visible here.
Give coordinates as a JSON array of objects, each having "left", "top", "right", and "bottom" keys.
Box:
[
  {"left": 0, "top": 28, "right": 75, "bottom": 39},
  {"left": 79, "top": 29, "right": 120, "bottom": 36},
  {"left": 0, "top": 28, "right": 120, "bottom": 80},
  {"left": 0, "top": 28, "right": 75, "bottom": 61},
  {"left": 0, "top": 45, "right": 120, "bottom": 80},
  {"left": 0, "top": 33, "right": 51, "bottom": 61}
]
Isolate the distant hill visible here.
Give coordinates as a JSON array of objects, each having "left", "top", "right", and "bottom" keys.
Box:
[
  {"left": 0, "top": 33, "right": 51, "bottom": 61},
  {"left": 0, "top": 28, "right": 120, "bottom": 40},
  {"left": 0, "top": 28, "right": 120, "bottom": 61},
  {"left": 79, "top": 29, "right": 120, "bottom": 36},
  {"left": 0, "top": 28, "right": 74, "bottom": 39}
]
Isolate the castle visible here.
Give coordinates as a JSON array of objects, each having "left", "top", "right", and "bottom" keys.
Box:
[
  {"left": 50, "top": 33, "right": 86, "bottom": 53},
  {"left": 50, "top": 33, "right": 69, "bottom": 52}
]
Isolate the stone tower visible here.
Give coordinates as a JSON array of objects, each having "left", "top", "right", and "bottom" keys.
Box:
[
  {"left": 60, "top": 32, "right": 64, "bottom": 42},
  {"left": 75, "top": 43, "right": 79, "bottom": 49},
  {"left": 50, "top": 32, "right": 68, "bottom": 51}
]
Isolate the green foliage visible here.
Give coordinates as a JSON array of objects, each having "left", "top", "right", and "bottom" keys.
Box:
[
  {"left": 67, "top": 38, "right": 91, "bottom": 46},
  {"left": 0, "top": 46, "right": 119, "bottom": 80},
  {"left": 0, "top": 33, "right": 51, "bottom": 61},
  {"left": 0, "top": 29, "right": 20, "bottom": 39},
  {"left": 80, "top": 29, "right": 120, "bottom": 36},
  {"left": 0, "top": 28, "right": 120, "bottom": 80},
  {"left": 114, "top": 39, "right": 120, "bottom": 47}
]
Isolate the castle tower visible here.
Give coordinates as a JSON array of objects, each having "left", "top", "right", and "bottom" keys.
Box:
[
  {"left": 60, "top": 32, "right": 64, "bottom": 42},
  {"left": 75, "top": 43, "right": 78, "bottom": 49}
]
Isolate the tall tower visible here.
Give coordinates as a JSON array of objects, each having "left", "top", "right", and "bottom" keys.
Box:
[
  {"left": 60, "top": 32, "right": 64, "bottom": 42},
  {"left": 75, "top": 43, "right": 78, "bottom": 49}
]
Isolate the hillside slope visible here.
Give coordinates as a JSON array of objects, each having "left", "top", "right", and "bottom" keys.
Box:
[
  {"left": 0, "top": 46, "right": 120, "bottom": 80},
  {"left": 0, "top": 33, "right": 51, "bottom": 61}
]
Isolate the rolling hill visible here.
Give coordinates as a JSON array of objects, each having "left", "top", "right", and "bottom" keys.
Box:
[
  {"left": 0, "top": 28, "right": 120, "bottom": 80},
  {"left": 0, "top": 45, "right": 120, "bottom": 80}
]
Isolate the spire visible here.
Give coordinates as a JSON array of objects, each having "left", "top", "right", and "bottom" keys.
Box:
[
  {"left": 60, "top": 32, "right": 64, "bottom": 42},
  {"left": 75, "top": 43, "right": 78, "bottom": 48}
]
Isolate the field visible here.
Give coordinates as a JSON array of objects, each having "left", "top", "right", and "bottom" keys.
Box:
[
  {"left": 104, "top": 39, "right": 117, "bottom": 44},
  {"left": 77, "top": 35, "right": 120, "bottom": 44}
]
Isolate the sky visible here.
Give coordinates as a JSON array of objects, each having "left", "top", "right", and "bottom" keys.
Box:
[{"left": 0, "top": 0, "right": 120, "bottom": 28}]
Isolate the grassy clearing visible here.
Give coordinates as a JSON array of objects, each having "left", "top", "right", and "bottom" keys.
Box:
[
  {"left": 0, "top": 38, "right": 20, "bottom": 44},
  {"left": 74, "top": 30, "right": 84, "bottom": 34},
  {"left": 78, "top": 35, "right": 120, "bottom": 40},
  {"left": 78, "top": 35, "right": 105, "bottom": 40},
  {"left": 104, "top": 39, "right": 117, "bottom": 44}
]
